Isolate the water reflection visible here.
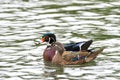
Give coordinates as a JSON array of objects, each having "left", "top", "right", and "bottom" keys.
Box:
[
  {"left": 43, "top": 61, "right": 97, "bottom": 80},
  {"left": 0, "top": 0, "right": 120, "bottom": 80}
]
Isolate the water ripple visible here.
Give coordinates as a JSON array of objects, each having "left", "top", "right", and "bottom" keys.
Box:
[{"left": 0, "top": 0, "right": 120, "bottom": 80}]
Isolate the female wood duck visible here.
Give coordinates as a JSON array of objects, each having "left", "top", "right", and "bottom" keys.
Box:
[{"left": 41, "top": 33, "right": 104, "bottom": 65}]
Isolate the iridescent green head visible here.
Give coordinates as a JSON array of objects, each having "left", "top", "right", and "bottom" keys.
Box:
[{"left": 41, "top": 33, "right": 56, "bottom": 44}]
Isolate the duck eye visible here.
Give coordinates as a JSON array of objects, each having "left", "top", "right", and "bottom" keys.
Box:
[
  {"left": 45, "top": 36, "right": 49, "bottom": 39},
  {"left": 44, "top": 36, "right": 50, "bottom": 42}
]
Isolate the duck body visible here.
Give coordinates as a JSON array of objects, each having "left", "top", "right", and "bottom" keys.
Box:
[{"left": 43, "top": 41, "right": 104, "bottom": 65}]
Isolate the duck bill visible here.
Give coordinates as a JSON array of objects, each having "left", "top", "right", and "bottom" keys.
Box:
[{"left": 41, "top": 38, "right": 45, "bottom": 42}]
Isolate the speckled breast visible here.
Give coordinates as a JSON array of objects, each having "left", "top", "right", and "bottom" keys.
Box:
[{"left": 43, "top": 46, "right": 56, "bottom": 61}]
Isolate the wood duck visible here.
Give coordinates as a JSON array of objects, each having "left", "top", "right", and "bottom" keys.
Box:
[{"left": 41, "top": 33, "right": 104, "bottom": 65}]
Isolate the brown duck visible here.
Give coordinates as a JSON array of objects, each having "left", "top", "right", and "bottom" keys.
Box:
[{"left": 41, "top": 33, "right": 104, "bottom": 65}]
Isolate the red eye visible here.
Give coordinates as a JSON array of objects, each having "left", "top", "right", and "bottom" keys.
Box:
[{"left": 45, "top": 36, "right": 49, "bottom": 39}]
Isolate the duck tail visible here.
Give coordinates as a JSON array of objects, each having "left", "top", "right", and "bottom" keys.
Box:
[{"left": 85, "top": 47, "right": 105, "bottom": 62}]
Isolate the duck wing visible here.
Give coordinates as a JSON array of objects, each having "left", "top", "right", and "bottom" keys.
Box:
[
  {"left": 62, "top": 47, "right": 104, "bottom": 63},
  {"left": 62, "top": 51, "right": 90, "bottom": 62},
  {"left": 64, "top": 40, "right": 93, "bottom": 51}
]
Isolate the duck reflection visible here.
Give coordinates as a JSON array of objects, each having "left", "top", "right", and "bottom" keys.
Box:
[{"left": 43, "top": 61, "right": 64, "bottom": 79}]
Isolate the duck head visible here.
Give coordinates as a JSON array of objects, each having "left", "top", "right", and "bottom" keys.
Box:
[{"left": 41, "top": 33, "right": 56, "bottom": 44}]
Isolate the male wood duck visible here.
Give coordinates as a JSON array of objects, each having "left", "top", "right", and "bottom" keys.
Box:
[{"left": 41, "top": 33, "right": 104, "bottom": 65}]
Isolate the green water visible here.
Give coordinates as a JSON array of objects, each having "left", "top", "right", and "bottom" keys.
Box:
[{"left": 0, "top": 0, "right": 120, "bottom": 80}]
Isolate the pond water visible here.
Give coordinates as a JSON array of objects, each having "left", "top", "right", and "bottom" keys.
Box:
[{"left": 0, "top": 0, "right": 120, "bottom": 80}]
